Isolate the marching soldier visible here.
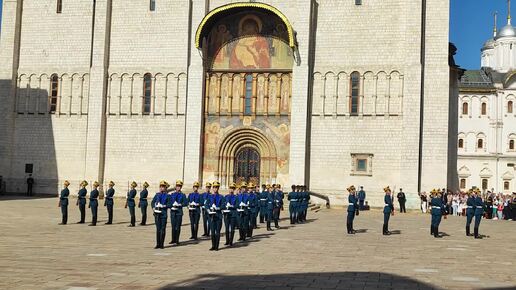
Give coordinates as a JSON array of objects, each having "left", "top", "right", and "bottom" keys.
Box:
[
  {"left": 430, "top": 189, "right": 444, "bottom": 238},
  {"left": 76, "top": 180, "right": 88, "bottom": 224},
  {"left": 276, "top": 184, "right": 284, "bottom": 220},
  {"left": 104, "top": 181, "right": 115, "bottom": 225},
  {"left": 247, "top": 182, "right": 258, "bottom": 237},
  {"left": 125, "top": 181, "right": 137, "bottom": 227},
  {"left": 259, "top": 184, "right": 268, "bottom": 223},
  {"left": 347, "top": 185, "right": 359, "bottom": 234},
  {"left": 383, "top": 186, "right": 395, "bottom": 235},
  {"left": 288, "top": 184, "right": 298, "bottom": 224},
  {"left": 465, "top": 189, "right": 475, "bottom": 236},
  {"left": 58, "top": 180, "right": 70, "bottom": 225},
  {"left": 206, "top": 181, "right": 224, "bottom": 251},
  {"left": 474, "top": 188, "right": 485, "bottom": 239},
  {"left": 200, "top": 182, "right": 212, "bottom": 237},
  {"left": 187, "top": 181, "right": 202, "bottom": 240},
  {"left": 237, "top": 182, "right": 250, "bottom": 241},
  {"left": 272, "top": 184, "right": 283, "bottom": 229},
  {"left": 169, "top": 180, "right": 186, "bottom": 245},
  {"left": 151, "top": 180, "right": 170, "bottom": 249},
  {"left": 88, "top": 181, "right": 99, "bottom": 226},
  {"left": 223, "top": 182, "right": 238, "bottom": 246},
  {"left": 138, "top": 182, "right": 149, "bottom": 226}
]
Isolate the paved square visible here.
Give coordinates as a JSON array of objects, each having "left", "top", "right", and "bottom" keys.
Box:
[{"left": 0, "top": 197, "right": 515, "bottom": 290}]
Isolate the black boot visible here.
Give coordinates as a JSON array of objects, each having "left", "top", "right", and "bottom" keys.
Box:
[
  {"left": 474, "top": 227, "right": 482, "bottom": 239},
  {"left": 224, "top": 231, "right": 230, "bottom": 245},
  {"left": 229, "top": 231, "right": 235, "bottom": 246},
  {"left": 434, "top": 226, "right": 442, "bottom": 238},
  {"left": 466, "top": 226, "right": 471, "bottom": 236},
  {"left": 431, "top": 225, "right": 434, "bottom": 235},
  {"left": 274, "top": 220, "right": 279, "bottom": 229},
  {"left": 267, "top": 221, "right": 273, "bottom": 231},
  {"left": 350, "top": 221, "right": 355, "bottom": 234}
]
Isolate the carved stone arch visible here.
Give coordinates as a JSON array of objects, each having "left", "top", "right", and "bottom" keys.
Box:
[
  {"left": 216, "top": 127, "right": 277, "bottom": 188},
  {"left": 458, "top": 165, "right": 471, "bottom": 178},
  {"left": 479, "top": 167, "right": 493, "bottom": 178}
]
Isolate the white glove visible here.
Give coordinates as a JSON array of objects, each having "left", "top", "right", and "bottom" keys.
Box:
[
  {"left": 239, "top": 202, "right": 246, "bottom": 207},
  {"left": 173, "top": 201, "right": 180, "bottom": 207},
  {"left": 226, "top": 202, "right": 231, "bottom": 208}
]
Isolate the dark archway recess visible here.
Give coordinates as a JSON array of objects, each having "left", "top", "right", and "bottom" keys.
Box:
[{"left": 234, "top": 147, "right": 260, "bottom": 185}]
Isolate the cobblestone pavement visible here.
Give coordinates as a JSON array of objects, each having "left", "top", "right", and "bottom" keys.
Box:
[{"left": 0, "top": 196, "right": 515, "bottom": 290}]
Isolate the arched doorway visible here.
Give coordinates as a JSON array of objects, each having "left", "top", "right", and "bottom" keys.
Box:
[{"left": 234, "top": 147, "right": 260, "bottom": 185}]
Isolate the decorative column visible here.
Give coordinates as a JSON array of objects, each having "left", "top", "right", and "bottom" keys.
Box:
[
  {"left": 68, "top": 76, "right": 73, "bottom": 116},
  {"left": 320, "top": 75, "right": 326, "bottom": 118},
  {"left": 359, "top": 75, "right": 364, "bottom": 118},
  {"left": 56, "top": 76, "right": 63, "bottom": 117},
  {"left": 228, "top": 73, "right": 234, "bottom": 115},
  {"left": 216, "top": 73, "right": 222, "bottom": 115},
  {"left": 252, "top": 73, "right": 258, "bottom": 116},
  {"left": 240, "top": 73, "right": 245, "bottom": 116},
  {"left": 385, "top": 75, "right": 391, "bottom": 118},
  {"left": 345, "top": 74, "right": 351, "bottom": 119},
  {"left": 373, "top": 75, "right": 378, "bottom": 118},
  {"left": 204, "top": 73, "right": 210, "bottom": 115},
  {"left": 151, "top": 75, "right": 157, "bottom": 116},
  {"left": 333, "top": 75, "right": 338, "bottom": 117},
  {"left": 264, "top": 74, "right": 269, "bottom": 116},
  {"left": 276, "top": 73, "right": 282, "bottom": 116}
]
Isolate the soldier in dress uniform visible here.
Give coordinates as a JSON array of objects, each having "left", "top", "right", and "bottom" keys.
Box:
[
  {"left": 473, "top": 188, "right": 485, "bottom": 239},
  {"left": 430, "top": 189, "right": 445, "bottom": 238},
  {"left": 272, "top": 184, "right": 283, "bottom": 229},
  {"left": 200, "top": 182, "right": 212, "bottom": 237},
  {"left": 265, "top": 184, "right": 274, "bottom": 231},
  {"left": 237, "top": 182, "right": 250, "bottom": 241},
  {"left": 187, "top": 181, "right": 202, "bottom": 240},
  {"left": 88, "top": 181, "right": 100, "bottom": 226},
  {"left": 357, "top": 186, "right": 366, "bottom": 210},
  {"left": 247, "top": 182, "right": 258, "bottom": 237},
  {"left": 383, "top": 186, "right": 395, "bottom": 235},
  {"left": 206, "top": 181, "right": 224, "bottom": 251},
  {"left": 253, "top": 184, "right": 261, "bottom": 228},
  {"left": 465, "top": 189, "right": 475, "bottom": 236},
  {"left": 276, "top": 184, "right": 284, "bottom": 219},
  {"left": 288, "top": 184, "right": 298, "bottom": 224},
  {"left": 104, "top": 181, "right": 115, "bottom": 225},
  {"left": 58, "top": 180, "right": 70, "bottom": 225},
  {"left": 125, "top": 181, "right": 137, "bottom": 227},
  {"left": 224, "top": 182, "right": 238, "bottom": 246},
  {"left": 76, "top": 180, "right": 88, "bottom": 224},
  {"left": 259, "top": 184, "right": 268, "bottom": 223},
  {"left": 169, "top": 180, "right": 186, "bottom": 245},
  {"left": 151, "top": 180, "right": 170, "bottom": 249},
  {"left": 486, "top": 193, "right": 494, "bottom": 219},
  {"left": 138, "top": 182, "right": 149, "bottom": 226},
  {"left": 347, "top": 185, "right": 359, "bottom": 234}
]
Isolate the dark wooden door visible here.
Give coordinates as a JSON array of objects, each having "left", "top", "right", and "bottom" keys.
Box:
[{"left": 234, "top": 147, "right": 260, "bottom": 186}]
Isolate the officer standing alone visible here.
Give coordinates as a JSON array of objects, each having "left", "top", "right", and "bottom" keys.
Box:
[
  {"left": 383, "top": 186, "right": 395, "bottom": 235},
  {"left": 139, "top": 182, "right": 149, "bottom": 226},
  {"left": 465, "top": 189, "right": 475, "bottom": 236},
  {"left": 88, "top": 181, "right": 99, "bottom": 226},
  {"left": 58, "top": 180, "right": 70, "bottom": 225},
  {"left": 357, "top": 186, "right": 366, "bottom": 210},
  {"left": 397, "top": 188, "right": 407, "bottom": 213},
  {"left": 347, "top": 185, "right": 359, "bottom": 234},
  {"left": 430, "top": 189, "right": 445, "bottom": 238}
]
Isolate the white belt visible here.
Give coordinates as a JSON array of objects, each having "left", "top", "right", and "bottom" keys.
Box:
[
  {"left": 348, "top": 203, "right": 355, "bottom": 206},
  {"left": 384, "top": 204, "right": 390, "bottom": 207},
  {"left": 222, "top": 210, "right": 230, "bottom": 213},
  {"left": 476, "top": 206, "right": 483, "bottom": 208},
  {"left": 466, "top": 206, "right": 473, "bottom": 208},
  {"left": 432, "top": 206, "right": 440, "bottom": 209},
  {"left": 260, "top": 199, "right": 267, "bottom": 201},
  {"left": 171, "top": 208, "right": 179, "bottom": 211},
  {"left": 290, "top": 199, "right": 298, "bottom": 201},
  {"left": 237, "top": 209, "right": 244, "bottom": 212}
]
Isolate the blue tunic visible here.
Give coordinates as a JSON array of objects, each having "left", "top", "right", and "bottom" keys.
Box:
[
  {"left": 127, "top": 189, "right": 137, "bottom": 207},
  {"left": 105, "top": 188, "right": 115, "bottom": 206},
  {"left": 77, "top": 188, "right": 87, "bottom": 205},
  {"left": 60, "top": 188, "right": 70, "bottom": 206}
]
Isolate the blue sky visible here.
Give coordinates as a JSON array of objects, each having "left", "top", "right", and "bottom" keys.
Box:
[{"left": 0, "top": 0, "right": 507, "bottom": 70}]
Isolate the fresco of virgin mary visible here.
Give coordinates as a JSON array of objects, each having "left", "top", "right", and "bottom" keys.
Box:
[{"left": 229, "top": 15, "right": 271, "bottom": 69}]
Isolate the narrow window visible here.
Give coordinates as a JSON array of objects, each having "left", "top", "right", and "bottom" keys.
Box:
[
  {"left": 508, "top": 101, "right": 513, "bottom": 113},
  {"left": 350, "top": 72, "right": 360, "bottom": 115},
  {"left": 355, "top": 0, "right": 362, "bottom": 5},
  {"left": 356, "top": 159, "right": 367, "bottom": 172},
  {"left": 462, "top": 102, "right": 468, "bottom": 115},
  {"left": 150, "top": 0, "right": 156, "bottom": 12},
  {"left": 458, "top": 138, "right": 464, "bottom": 149},
  {"left": 244, "top": 74, "right": 253, "bottom": 115},
  {"left": 482, "top": 179, "right": 488, "bottom": 190},
  {"left": 477, "top": 139, "right": 484, "bottom": 149},
  {"left": 481, "top": 102, "right": 487, "bottom": 115},
  {"left": 49, "top": 74, "right": 59, "bottom": 113},
  {"left": 143, "top": 73, "right": 152, "bottom": 114},
  {"left": 510, "top": 139, "right": 515, "bottom": 150},
  {"left": 460, "top": 179, "right": 466, "bottom": 189},
  {"left": 504, "top": 181, "right": 510, "bottom": 190},
  {"left": 57, "top": 0, "right": 63, "bottom": 14}
]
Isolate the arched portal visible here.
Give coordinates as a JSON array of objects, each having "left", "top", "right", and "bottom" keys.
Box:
[
  {"left": 199, "top": 3, "right": 294, "bottom": 188},
  {"left": 234, "top": 147, "right": 261, "bottom": 185}
]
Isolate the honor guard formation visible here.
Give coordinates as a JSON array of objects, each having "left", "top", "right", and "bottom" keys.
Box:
[
  {"left": 58, "top": 179, "right": 311, "bottom": 251},
  {"left": 59, "top": 179, "right": 501, "bottom": 249}
]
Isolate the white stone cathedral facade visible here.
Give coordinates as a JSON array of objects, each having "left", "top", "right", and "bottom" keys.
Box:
[
  {"left": 458, "top": 8, "right": 516, "bottom": 194},
  {"left": 0, "top": 0, "right": 456, "bottom": 208}
]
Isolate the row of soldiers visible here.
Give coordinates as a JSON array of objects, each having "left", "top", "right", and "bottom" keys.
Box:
[{"left": 57, "top": 179, "right": 311, "bottom": 251}]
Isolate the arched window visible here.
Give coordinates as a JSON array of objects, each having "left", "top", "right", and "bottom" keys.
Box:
[
  {"left": 477, "top": 138, "right": 484, "bottom": 149},
  {"left": 143, "top": 73, "right": 152, "bottom": 114},
  {"left": 349, "top": 72, "right": 360, "bottom": 115},
  {"left": 150, "top": 0, "right": 156, "bottom": 11},
  {"left": 56, "top": 0, "right": 62, "bottom": 13},
  {"left": 481, "top": 179, "right": 488, "bottom": 190},
  {"left": 510, "top": 139, "right": 515, "bottom": 150},
  {"left": 49, "top": 74, "right": 59, "bottom": 113},
  {"left": 504, "top": 181, "right": 510, "bottom": 190},
  {"left": 508, "top": 101, "right": 513, "bottom": 113},
  {"left": 244, "top": 74, "right": 253, "bottom": 115},
  {"left": 462, "top": 102, "right": 468, "bottom": 115},
  {"left": 458, "top": 138, "right": 464, "bottom": 149},
  {"left": 460, "top": 179, "right": 466, "bottom": 189},
  {"left": 481, "top": 102, "right": 487, "bottom": 115}
]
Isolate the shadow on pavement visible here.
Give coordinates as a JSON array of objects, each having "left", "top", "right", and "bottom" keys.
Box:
[
  {"left": 158, "top": 272, "right": 442, "bottom": 290},
  {"left": 0, "top": 194, "right": 56, "bottom": 201}
]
